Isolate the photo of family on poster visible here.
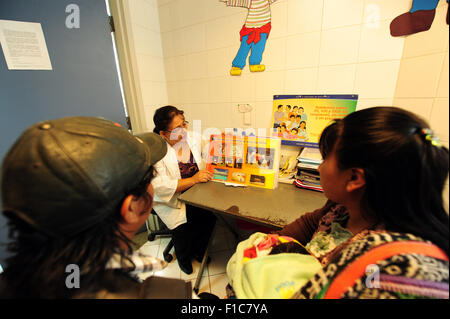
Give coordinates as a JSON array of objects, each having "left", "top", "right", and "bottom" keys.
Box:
[{"left": 272, "top": 104, "right": 309, "bottom": 141}]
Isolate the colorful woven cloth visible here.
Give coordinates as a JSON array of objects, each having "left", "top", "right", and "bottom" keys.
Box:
[{"left": 292, "top": 231, "right": 449, "bottom": 299}]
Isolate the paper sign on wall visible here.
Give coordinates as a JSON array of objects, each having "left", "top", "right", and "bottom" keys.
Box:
[{"left": 0, "top": 19, "right": 52, "bottom": 70}]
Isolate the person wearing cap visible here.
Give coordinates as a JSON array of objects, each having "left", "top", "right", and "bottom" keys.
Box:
[
  {"left": 0, "top": 117, "right": 192, "bottom": 298},
  {"left": 152, "top": 106, "right": 217, "bottom": 275}
]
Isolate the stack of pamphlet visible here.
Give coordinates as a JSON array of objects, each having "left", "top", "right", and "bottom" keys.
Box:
[
  {"left": 206, "top": 134, "right": 281, "bottom": 189},
  {"left": 295, "top": 148, "right": 323, "bottom": 192}
]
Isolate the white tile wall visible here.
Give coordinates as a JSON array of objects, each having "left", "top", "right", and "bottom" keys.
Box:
[
  {"left": 141, "top": 81, "right": 168, "bottom": 106},
  {"left": 129, "top": 0, "right": 159, "bottom": 32},
  {"left": 173, "top": 55, "right": 188, "bottom": 81},
  {"left": 392, "top": 98, "right": 434, "bottom": 120},
  {"left": 322, "top": 0, "right": 364, "bottom": 30},
  {"left": 137, "top": 54, "right": 166, "bottom": 82},
  {"left": 182, "top": 25, "right": 206, "bottom": 55},
  {"left": 186, "top": 52, "right": 210, "bottom": 79},
  {"left": 164, "top": 56, "right": 178, "bottom": 82},
  {"left": 205, "top": 16, "right": 240, "bottom": 51},
  {"left": 319, "top": 25, "right": 361, "bottom": 66},
  {"left": 230, "top": 74, "right": 256, "bottom": 103},
  {"left": 284, "top": 67, "right": 318, "bottom": 94},
  {"left": 287, "top": 0, "right": 324, "bottom": 35},
  {"left": 189, "top": 79, "right": 209, "bottom": 103},
  {"left": 392, "top": 1, "right": 449, "bottom": 211},
  {"left": 254, "top": 70, "right": 285, "bottom": 101},
  {"left": 317, "top": 64, "right": 356, "bottom": 94},
  {"left": 166, "top": 82, "right": 180, "bottom": 103},
  {"left": 254, "top": 101, "right": 274, "bottom": 130},
  {"left": 362, "top": 0, "right": 411, "bottom": 23},
  {"left": 356, "top": 98, "right": 394, "bottom": 110},
  {"left": 126, "top": 0, "right": 168, "bottom": 132},
  {"left": 151, "top": 0, "right": 413, "bottom": 135},
  {"left": 208, "top": 76, "right": 232, "bottom": 103},
  {"left": 395, "top": 53, "right": 446, "bottom": 98},
  {"left": 206, "top": 47, "right": 234, "bottom": 78},
  {"left": 430, "top": 98, "right": 450, "bottom": 143},
  {"left": 127, "top": 0, "right": 446, "bottom": 157},
  {"left": 285, "top": 31, "right": 321, "bottom": 69},
  {"left": 358, "top": 19, "right": 405, "bottom": 63},
  {"left": 179, "top": 0, "right": 207, "bottom": 28},
  {"left": 436, "top": 52, "right": 449, "bottom": 98},
  {"left": 354, "top": 60, "right": 401, "bottom": 99},
  {"left": 133, "top": 25, "right": 163, "bottom": 57}
]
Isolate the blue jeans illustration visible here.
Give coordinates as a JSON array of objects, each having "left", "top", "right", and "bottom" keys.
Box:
[
  {"left": 410, "top": 0, "right": 440, "bottom": 12},
  {"left": 232, "top": 33, "right": 268, "bottom": 69}
]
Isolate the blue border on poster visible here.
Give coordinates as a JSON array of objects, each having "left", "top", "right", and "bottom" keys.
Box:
[
  {"left": 282, "top": 140, "right": 320, "bottom": 148},
  {"left": 274, "top": 94, "right": 358, "bottom": 100}
]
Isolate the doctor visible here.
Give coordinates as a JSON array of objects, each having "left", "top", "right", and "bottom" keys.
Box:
[{"left": 151, "top": 106, "right": 217, "bottom": 275}]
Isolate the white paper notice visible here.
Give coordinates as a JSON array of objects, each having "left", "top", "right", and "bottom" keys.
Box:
[{"left": 0, "top": 19, "right": 52, "bottom": 70}]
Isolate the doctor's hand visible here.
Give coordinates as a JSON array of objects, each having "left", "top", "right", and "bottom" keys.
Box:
[{"left": 194, "top": 170, "right": 213, "bottom": 183}]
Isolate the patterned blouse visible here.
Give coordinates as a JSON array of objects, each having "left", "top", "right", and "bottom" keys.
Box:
[{"left": 305, "top": 204, "right": 353, "bottom": 265}]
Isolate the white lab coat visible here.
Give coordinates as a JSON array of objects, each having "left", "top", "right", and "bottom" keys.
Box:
[{"left": 151, "top": 135, "right": 203, "bottom": 230}]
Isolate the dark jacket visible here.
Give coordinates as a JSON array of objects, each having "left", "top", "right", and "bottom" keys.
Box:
[{"left": 0, "top": 270, "right": 192, "bottom": 299}]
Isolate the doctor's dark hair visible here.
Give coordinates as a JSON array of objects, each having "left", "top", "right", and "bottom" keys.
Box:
[
  {"left": 319, "top": 107, "right": 449, "bottom": 255},
  {"left": 153, "top": 105, "right": 184, "bottom": 134}
]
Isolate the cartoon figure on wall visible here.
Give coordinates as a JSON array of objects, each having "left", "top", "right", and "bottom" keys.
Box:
[
  {"left": 220, "top": 0, "right": 278, "bottom": 76},
  {"left": 390, "top": 0, "right": 449, "bottom": 37}
]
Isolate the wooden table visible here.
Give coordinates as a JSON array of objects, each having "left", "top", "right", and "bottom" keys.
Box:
[{"left": 179, "top": 181, "right": 327, "bottom": 228}]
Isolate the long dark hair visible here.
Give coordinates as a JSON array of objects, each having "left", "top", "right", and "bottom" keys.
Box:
[
  {"left": 2, "top": 166, "right": 155, "bottom": 298},
  {"left": 153, "top": 105, "right": 184, "bottom": 134},
  {"left": 319, "top": 107, "right": 449, "bottom": 254}
]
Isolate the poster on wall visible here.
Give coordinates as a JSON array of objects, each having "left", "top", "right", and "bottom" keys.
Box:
[
  {"left": 0, "top": 20, "right": 52, "bottom": 70},
  {"left": 271, "top": 94, "right": 359, "bottom": 148},
  {"left": 205, "top": 134, "right": 281, "bottom": 189}
]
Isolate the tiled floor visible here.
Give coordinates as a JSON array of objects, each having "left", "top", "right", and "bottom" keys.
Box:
[{"left": 135, "top": 219, "right": 247, "bottom": 299}]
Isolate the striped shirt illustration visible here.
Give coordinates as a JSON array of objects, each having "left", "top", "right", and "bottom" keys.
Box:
[{"left": 225, "top": 0, "right": 277, "bottom": 28}]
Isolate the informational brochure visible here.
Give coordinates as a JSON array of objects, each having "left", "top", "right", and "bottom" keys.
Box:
[
  {"left": 206, "top": 134, "right": 281, "bottom": 189},
  {"left": 271, "top": 94, "right": 358, "bottom": 148}
]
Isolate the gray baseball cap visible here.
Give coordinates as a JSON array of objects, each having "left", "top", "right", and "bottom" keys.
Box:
[{"left": 1, "top": 116, "right": 167, "bottom": 237}]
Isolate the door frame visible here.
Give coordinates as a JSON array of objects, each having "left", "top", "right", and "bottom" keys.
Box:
[{"left": 108, "top": 0, "right": 147, "bottom": 133}]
